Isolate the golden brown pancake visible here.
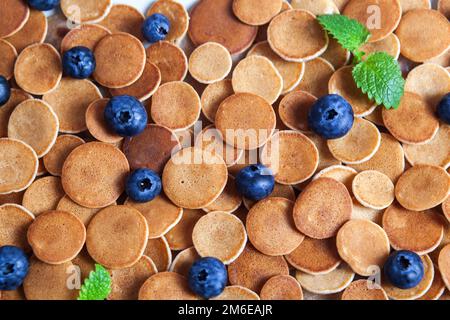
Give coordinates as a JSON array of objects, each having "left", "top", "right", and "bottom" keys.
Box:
[
  {"left": 211, "top": 286, "right": 260, "bottom": 300},
  {"left": 57, "top": 195, "right": 103, "bottom": 227},
  {"left": 360, "top": 34, "right": 401, "bottom": 60},
  {"left": 146, "top": 0, "right": 189, "bottom": 42},
  {"left": 341, "top": 280, "right": 388, "bottom": 300},
  {"left": 60, "top": 23, "right": 111, "bottom": 53},
  {"left": 200, "top": 79, "right": 234, "bottom": 123},
  {"left": 0, "top": 89, "right": 31, "bottom": 137},
  {"left": 138, "top": 272, "right": 199, "bottom": 300},
  {"left": 146, "top": 41, "right": 188, "bottom": 84},
  {"left": 203, "top": 176, "right": 242, "bottom": 213},
  {"left": 417, "top": 269, "right": 446, "bottom": 300},
  {"left": 233, "top": 0, "right": 282, "bottom": 26},
  {"left": 438, "top": 0, "right": 450, "bottom": 18},
  {"left": 43, "top": 135, "right": 85, "bottom": 176},
  {"left": 0, "top": 204, "right": 34, "bottom": 250},
  {"left": 144, "top": 236, "right": 172, "bottom": 272},
  {"left": 278, "top": 91, "right": 317, "bottom": 132},
  {"left": 165, "top": 209, "right": 204, "bottom": 251},
  {"left": 399, "top": 0, "right": 430, "bottom": 14},
  {"left": 0, "top": 39, "right": 17, "bottom": 80},
  {"left": 243, "top": 183, "right": 295, "bottom": 210},
  {"left": 22, "top": 176, "right": 65, "bottom": 216},
  {"left": 320, "top": 37, "right": 351, "bottom": 70},
  {"left": 98, "top": 4, "right": 144, "bottom": 40},
  {"left": 260, "top": 275, "right": 304, "bottom": 300},
  {"left": 439, "top": 245, "right": 450, "bottom": 291},
  {"left": 170, "top": 246, "right": 199, "bottom": 277},
  {"left": 85, "top": 98, "right": 123, "bottom": 144},
  {"left": 0, "top": 0, "right": 30, "bottom": 39},
  {"left": 314, "top": 165, "right": 357, "bottom": 194},
  {"left": 60, "top": 0, "right": 112, "bottom": 24},
  {"left": 295, "top": 264, "right": 355, "bottom": 294}
]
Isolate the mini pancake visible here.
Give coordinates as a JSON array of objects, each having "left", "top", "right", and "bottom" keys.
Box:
[
  {"left": 98, "top": 4, "right": 144, "bottom": 40},
  {"left": 87, "top": 205, "right": 148, "bottom": 269},
  {"left": 170, "top": 247, "right": 199, "bottom": 277},
  {"left": 246, "top": 198, "right": 303, "bottom": 256},
  {"left": 352, "top": 170, "right": 395, "bottom": 210},
  {"left": 44, "top": 11, "right": 70, "bottom": 52},
  {"left": 405, "top": 63, "right": 450, "bottom": 109},
  {"left": 150, "top": 81, "right": 201, "bottom": 131},
  {"left": 0, "top": 204, "right": 34, "bottom": 250},
  {"left": 418, "top": 268, "right": 446, "bottom": 300},
  {"left": 23, "top": 258, "right": 78, "bottom": 300},
  {"left": 291, "top": 0, "right": 339, "bottom": 15},
  {"left": 4, "top": 9, "right": 47, "bottom": 53},
  {"left": 211, "top": 286, "right": 260, "bottom": 300},
  {"left": 399, "top": 0, "right": 430, "bottom": 14},
  {"left": 443, "top": 197, "right": 450, "bottom": 223},
  {"left": 267, "top": 9, "right": 329, "bottom": 62},
  {"left": 194, "top": 125, "right": 243, "bottom": 167},
  {"left": 232, "top": 55, "right": 283, "bottom": 104},
  {"left": 110, "top": 60, "right": 161, "bottom": 101},
  {"left": 93, "top": 33, "right": 145, "bottom": 89},
  {"left": 426, "top": 48, "right": 450, "bottom": 68},
  {"left": 261, "top": 131, "right": 319, "bottom": 185},
  {"left": 306, "top": 133, "right": 341, "bottom": 171},
  {"left": 193, "top": 211, "right": 247, "bottom": 264},
  {"left": 201, "top": 79, "right": 234, "bottom": 123},
  {"left": 123, "top": 124, "right": 180, "bottom": 174},
  {"left": 163, "top": 147, "right": 228, "bottom": 209},
  {"left": 188, "top": 0, "right": 258, "bottom": 55},
  {"left": 0, "top": 0, "right": 30, "bottom": 38},
  {"left": 204, "top": 176, "right": 242, "bottom": 213},
  {"left": 383, "top": 254, "right": 434, "bottom": 300},
  {"left": 146, "top": 41, "right": 188, "bottom": 84},
  {"left": 329, "top": 66, "right": 377, "bottom": 117},
  {"left": 254, "top": 1, "right": 292, "bottom": 43},
  {"left": 0, "top": 39, "right": 17, "bottom": 80},
  {"left": 395, "top": 164, "right": 449, "bottom": 211},
  {"left": 43, "top": 135, "right": 85, "bottom": 176},
  {"left": 60, "top": 0, "right": 112, "bottom": 24},
  {"left": 14, "top": 43, "right": 62, "bottom": 95},
  {"left": 125, "top": 194, "right": 182, "bottom": 239},
  {"left": 328, "top": 118, "right": 381, "bottom": 164},
  {"left": 350, "top": 133, "right": 405, "bottom": 183},
  {"left": 60, "top": 24, "right": 111, "bottom": 53},
  {"left": 382, "top": 204, "right": 444, "bottom": 255},
  {"left": 189, "top": 42, "right": 232, "bottom": 84},
  {"left": 228, "top": 244, "right": 289, "bottom": 293},
  {"left": 295, "top": 264, "right": 355, "bottom": 294},
  {"left": 0, "top": 190, "right": 24, "bottom": 205},
  {"left": 260, "top": 275, "right": 304, "bottom": 300},
  {"left": 396, "top": 9, "right": 450, "bottom": 62},
  {"left": 364, "top": 105, "right": 384, "bottom": 126},
  {"left": 8, "top": 99, "right": 59, "bottom": 158},
  {"left": 109, "top": 256, "right": 157, "bottom": 300},
  {"left": 336, "top": 219, "right": 390, "bottom": 276},
  {"left": 404, "top": 125, "right": 450, "bottom": 169},
  {"left": 248, "top": 41, "right": 305, "bottom": 94},
  {"left": 293, "top": 177, "right": 352, "bottom": 239},
  {"left": 165, "top": 209, "right": 204, "bottom": 251},
  {"left": 343, "top": 0, "right": 402, "bottom": 42},
  {"left": 144, "top": 236, "right": 172, "bottom": 272},
  {"left": 285, "top": 237, "right": 341, "bottom": 275},
  {"left": 22, "top": 176, "right": 65, "bottom": 216},
  {"left": 138, "top": 272, "right": 199, "bottom": 300},
  {"left": 295, "top": 58, "right": 335, "bottom": 98},
  {"left": 27, "top": 210, "right": 86, "bottom": 264},
  {"left": 439, "top": 245, "right": 450, "bottom": 291},
  {"left": 61, "top": 142, "right": 129, "bottom": 208},
  {"left": 57, "top": 195, "right": 103, "bottom": 226},
  {"left": 0, "top": 89, "right": 31, "bottom": 137},
  {"left": 351, "top": 197, "right": 383, "bottom": 225},
  {"left": 360, "top": 34, "right": 401, "bottom": 60},
  {"left": 215, "top": 93, "right": 276, "bottom": 150},
  {"left": 146, "top": 0, "right": 189, "bottom": 42},
  {"left": 320, "top": 38, "right": 351, "bottom": 70},
  {"left": 0, "top": 138, "right": 38, "bottom": 194},
  {"left": 278, "top": 90, "right": 317, "bottom": 132},
  {"left": 439, "top": 0, "right": 450, "bottom": 18},
  {"left": 0, "top": 288, "right": 26, "bottom": 300},
  {"left": 383, "top": 93, "right": 439, "bottom": 145},
  {"left": 333, "top": 0, "right": 349, "bottom": 11},
  {"left": 233, "top": 0, "right": 282, "bottom": 26},
  {"left": 243, "top": 183, "right": 295, "bottom": 210},
  {"left": 341, "top": 280, "right": 388, "bottom": 300},
  {"left": 85, "top": 98, "right": 123, "bottom": 144}
]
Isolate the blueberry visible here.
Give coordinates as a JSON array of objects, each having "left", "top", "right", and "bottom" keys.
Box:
[
  {"left": 27, "top": 0, "right": 60, "bottom": 11},
  {"left": 104, "top": 95, "right": 148, "bottom": 137},
  {"left": 126, "top": 168, "right": 162, "bottom": 203},
  {"left": 384, "top": 250, "right": 424, "bottom": 289},
  {"left": 0, "top": 76, "right": 11, "bottom": 107},
  {"left": 308, "top": 94, "right": 354, "bottom": 139},
  {"left": 437, "top": 93, "right": 450, "bottom": 125},
  {"left": 188, "top": 257, "right": 227, "bottom": 299},
  {"left": 0, "top": 246, "right": 29, "bottom": 290},
  {"left": 235, "top": 164, "right": 275, "bottom": 201},
  {"left": 62, "top": 46, "right": 96, "bottom": 79},
  {"left": 142, "top": 13, "right": 170, "bottom": 43}
]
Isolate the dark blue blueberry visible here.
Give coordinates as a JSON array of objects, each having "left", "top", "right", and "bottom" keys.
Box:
[
  {"left": 62, "top": 46, "right": 96, "bottom": 79},
  {"left": 235, "top": 164, "right": 275, "bottom": 201},
  {"left": 0, "top": 246, "right": 29, "bottom": 291},
  {"left": 384, "top": 250, "right": 424, "bottom": 289},
  {"left": 437, "top": 93, "right": 450, "bottom": 125},
  {"left": 142, "top": 13, "right": 170, "bottom": 43},
  {"left": 188, "top": 257, "right": 227, "bottom": 299},
  {"left": 104, "top": 95, "right": 148, "bottom": 137},
  {"left": 27, "top": 0, "right": 60, "bottom": 11},
  {"left": 308, "top": 94, "right": 354, "bottom": 139},
  {"left": 0, "top": 76, "right": 11, "bottom": 107},
  {"left": 126, "top": 168, "right": 162, "bottom": 203}
]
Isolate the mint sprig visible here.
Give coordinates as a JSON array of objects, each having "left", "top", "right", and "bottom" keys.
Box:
[
  {"left": 78, "top": 264, "right": 111, "bottom": 300},
  {"left": 318, "top": 14, "right": 404, "bottom": 109}
]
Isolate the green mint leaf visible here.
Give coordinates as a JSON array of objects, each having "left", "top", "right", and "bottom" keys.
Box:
[
  {"left": 78, "top": 264, "right": 111, "bottom": 300},
  {"left": 317, "top": 14, "right": 371, "bottom": 53},
  {"left": 352, "top": 52, "right": 405, "bottom": 109}
]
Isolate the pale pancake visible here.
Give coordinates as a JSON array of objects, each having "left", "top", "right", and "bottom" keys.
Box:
[
  {"left": 200, "top": 79, "right": 234, "bottom": 123},
  {"left": 189, "top": 42, "right": 232, "bottom": 84},
  {"left": 232, "top": 0, "right": 282, "bottom": 26},
  {"left": 351, "top": 197, "right": 383, "bottom": 225},
  {"left": 360, "top": 34, "right": 401, "bottom": 60},
  {"left": 165, "top": 209, "right": 204, "bottom": 251},
  {"left": 305, "top": 133, "right": 341, "bottom": 172},
  {"left": 170, "top": 247, "right": 199, "bottom": 277},
  {"left": 60, "top": 0, "right": 112, "bottom": 24},
  {"left": 352, "top": 170, "right": 395, "bottom": 210},
  {"left": 295, "top": 264, "right": 355, "bottom": 294},
  {"left": 417, "top": 269, "right": 446, "bottom": 300},
  {"left": 291, "top": 0, "right": 339, "bottom": 14},
  {"left": 399, "top": 0, "right": 430, "bottom": 14},
  {"left": 203, "top": 176, "right": 242, "bottom": 213}
]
